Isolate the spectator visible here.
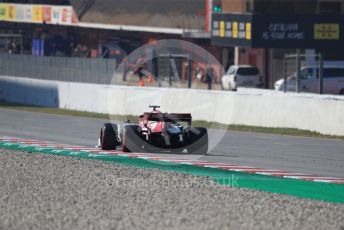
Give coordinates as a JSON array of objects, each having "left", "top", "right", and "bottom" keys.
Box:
[
  {"left": 99, "top": 45, "right": 109, "bottom": 58},
  {"left": 195, "top": 65, "right": 205, "bottom": 82},
  {"left": 122, "top": 57, "right": 129, "bottom": 82},
  {"left": 7, "top": 39, "right": 16, "bottom": 54},
  {"left": 134, "top": 63, "right": 147, "bottom": 87},
  {"left": 123, "top": 56, "right": 146, "bottom": 82},
  {"left": 73, "top": 44, "right": 89, "bottom": 57},
  {"left": 81, "top": 45, "right": 90, "bottom": 57},
  {"left": 205, "top": 66, "right": 215, "bottom": 90}
]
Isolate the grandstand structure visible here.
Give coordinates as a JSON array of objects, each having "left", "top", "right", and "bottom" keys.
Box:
[
  {"left": 0, "top": 0, "right": 224, "bottom": 88},
  {"left": 0, "top": 0, "right": 219, "bottom": 56}
]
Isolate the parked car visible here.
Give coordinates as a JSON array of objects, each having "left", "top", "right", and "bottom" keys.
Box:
[
  {"left": 221, "top": 65, "right": 262, "bottom": 91},
  {"left": 274, "top": 65, "right": 344, "bottom": 95}
]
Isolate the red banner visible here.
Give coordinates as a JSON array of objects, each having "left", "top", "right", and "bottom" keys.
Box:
[{"left": 42, "top": 6, "right": 51, "bottom": 23}]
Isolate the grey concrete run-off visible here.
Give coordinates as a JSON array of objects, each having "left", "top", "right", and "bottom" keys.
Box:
[
  {"left": 0, "top": 149, "right": 343, "bottom": 230},
  {"left": 1, "top": 108, "right": 344, "bottom": 178}
]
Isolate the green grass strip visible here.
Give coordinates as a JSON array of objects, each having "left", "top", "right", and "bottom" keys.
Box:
[{"left": 1, "top": 141, "right": 344, "bottom": 204}]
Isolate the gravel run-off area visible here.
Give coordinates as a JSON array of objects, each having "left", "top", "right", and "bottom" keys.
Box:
[{"left": 0, "top": 149, "right": 343, "bottom": 230}]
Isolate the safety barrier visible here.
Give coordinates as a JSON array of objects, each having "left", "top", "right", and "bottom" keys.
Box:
[{"left": 0, "top": 75, "right": 343, "bottom": 136}]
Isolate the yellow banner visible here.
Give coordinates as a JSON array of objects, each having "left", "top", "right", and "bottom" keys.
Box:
[
  {"left": 0, "top": 4, "right": 7, "bottom": 20},
  {"left": 7, "top": 5, "right": 16, "bottom": 20},
  {"left": 314, "top": 24, "right": 340, "bottom": 40},
  {"left": 232, "top": 21, "right": 238, "bottom": 38},
  {"left": 32, "top": 6, "right": 42, "bottom": 22},
  {"left": 219, "top": 21, "right": 225, "bottom": 37},
  {"left": 245, "top": 23, "right": 251, "bottom": 40}
]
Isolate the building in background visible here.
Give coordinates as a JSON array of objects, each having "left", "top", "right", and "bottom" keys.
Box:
[
  {"left": 2, "top": 0, "right": 344, "bottom": 89},
  {"left": 212, "top": 0, "right": 344, "bottom": 88},
  {"left": 0, "top": 0, "right": 227, "bottom": 86}
]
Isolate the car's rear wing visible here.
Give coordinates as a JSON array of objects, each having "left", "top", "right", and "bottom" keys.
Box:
[{"left": 144, "top": 112, "right": 192, "bottom": 124}]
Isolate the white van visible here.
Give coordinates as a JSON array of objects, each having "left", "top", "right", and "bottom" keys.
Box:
[
  {"left": 274, "top": 65, "right": 344, "bottom": 95},
  {"left": 221, "top": 65, "right": 262, "bottom": 91}
]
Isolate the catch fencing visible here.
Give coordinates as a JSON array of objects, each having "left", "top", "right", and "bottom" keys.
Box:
[
  {"left": 282, "top": 52, "right": 324, "bottom": 94},
  {"left": 0, "top": 53, "right": 222, "bottom": 90},
  {"left": 0, "top": 54, "right": 117, "bottom": 85}
]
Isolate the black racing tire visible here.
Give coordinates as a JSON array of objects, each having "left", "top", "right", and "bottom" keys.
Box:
[
  {"left": 187, "top": 127, "right": 208, "bottom": 155},
  {"left": 100, "top": 123, "right": 119, "bottom": 150},
  {"left": 339, "top": 89, "right": 344, "bottom": 95},
  {"left": 121, "top": 125, "right": 142, "bottom": 152}
]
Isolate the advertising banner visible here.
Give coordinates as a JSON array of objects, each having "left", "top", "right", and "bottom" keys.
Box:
[
  {"left": 0, "top": 3, "right": 78, "bottom": 26},
  {"left": 0, "top": 4, "right": 7, "bottom": 20},
  {"left": 212, "top": 13, "right": 344, "bottom": 48},
  {"left": 61, "top": 7, "right": 72, "bottom": 24},
  {"left": 32, "top": 6, "right": 42, "bottom": 22},
  {"left": 23, "top": 5, "right": 32, "bottom": 22},
  {"left": 42, "top": 6, "right": 51, "bottom": 23},
  {"left": 7, "top": 5, "right": 16, "bottom": 21},
  {"left": 314, "top": 24, "right": 340, "bottom": 40},
  {"left": 51, "top": 6, "right": 60, "bottom": 24},
  {"left": 15, "top": 5, "right": 25, "bottom": 21}
]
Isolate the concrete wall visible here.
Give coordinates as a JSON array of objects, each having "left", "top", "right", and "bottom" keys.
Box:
[{"left": 1, "top": 75, "right": 344, "bottom": 136}]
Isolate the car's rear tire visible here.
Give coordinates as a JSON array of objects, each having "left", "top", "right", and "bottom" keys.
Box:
[
  {"left": 100, "top": 123, "right": 119, "bottom": 150},
  {"left": 187, "top": 127, "right": 208, "bottom": 155},
  {"left": 121, "top": 125, "right": 142, "bottom": 152}
]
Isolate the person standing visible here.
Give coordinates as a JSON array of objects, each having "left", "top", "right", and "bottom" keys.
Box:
[
  {"left": 205, "top": 66, "right": 215, "bottom": 90},
  {"left": 122, "top": 57, "right": 129, "bottom": 82},
  {"left": 134, "top": 63, "right": 147, "bottom": 87}
]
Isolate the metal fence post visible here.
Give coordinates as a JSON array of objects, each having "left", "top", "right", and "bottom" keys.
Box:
[
  {"left": 168, "top": 55, "right": 172, "bottom": 87},
  {"left": 106, "top": 58, "right": 109, "bottom": 84},
  {"left": 296, "top": 49, "right": 301, "bottom": 93},
  {"left": 283, "top": 57, "right": 287, "bottom": 93},
  {"left": 319, "top": 53, "right": 324, "bottom": 95},
  {"left": 187, "top": 54, "right": 192, "bottom": 89}
]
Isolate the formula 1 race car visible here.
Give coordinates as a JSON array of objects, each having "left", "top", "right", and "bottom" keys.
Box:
[{"left": 99, "top": 106, "right": 208, "bottom": 154}]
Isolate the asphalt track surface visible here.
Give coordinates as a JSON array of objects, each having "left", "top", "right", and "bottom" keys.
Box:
[
  {"left": 0, "top": 108, "right": 344, "bottom": 178},
  {"left": 1, "top": 149, "right": 344, "bottom": 230}
]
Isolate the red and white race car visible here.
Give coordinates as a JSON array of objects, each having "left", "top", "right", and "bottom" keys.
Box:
[{"left": 99, "top": 106, "right": 208, "bottom": 154}]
